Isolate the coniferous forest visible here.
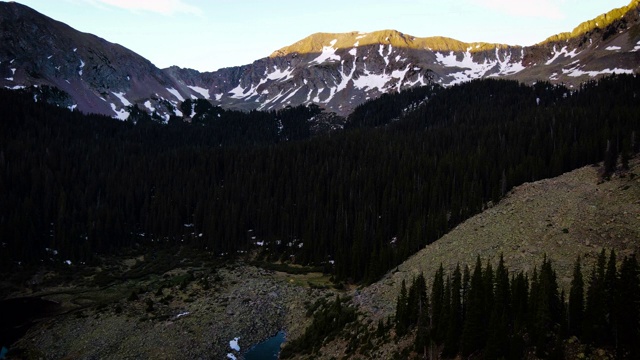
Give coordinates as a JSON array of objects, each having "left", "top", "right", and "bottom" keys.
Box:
[
  {"left": 1, "top": 75, "right": 639, "bottom": 284},
  {"left": 394, "top": 251, "right": 640, "bottom": 359}
]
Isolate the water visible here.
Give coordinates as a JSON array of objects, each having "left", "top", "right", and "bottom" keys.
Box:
[
  {"left": 0, "top": 297, "right": 60, "bottom": 358},
  {"left": 244, "top": 331, "right": 285, "bottom": 360}
]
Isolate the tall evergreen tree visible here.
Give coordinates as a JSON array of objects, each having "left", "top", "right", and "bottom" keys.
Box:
[
  {"left": 530, "top": 256, "right": 561, "bottom": 357},
  {"left": 568, "top": 256, "right": 584, "bottom": 338},
  {"left": 616, "top": 254, "right": 640, "bottom": 359},
  {"left": 430, "top": 264, "right": 446, "bottom": 343},
  {"left": 461, "top": 256, "right": 486, "bottom": 356},
  {"left": 443, "top": 264, "right": 463, "bottom": 356},
  {"left": 604, "top": 249, "right": 618, "bottom": 345},
  {"left": 486, "top": 254, "right": 511, "bottom": 359},
  {"left": 395, "top": 279, "right": 409, "bottom": 337},
  {"left": 584, "top": 249, "right": 608, "bottom": 344}
]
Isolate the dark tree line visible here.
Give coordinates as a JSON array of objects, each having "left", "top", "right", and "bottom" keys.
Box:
[
  {"left": 1, "top": 75, "right": 639, "bottom": 283},
  {"left": 396, "top": 251, "right": 640, "bottom": 359}
]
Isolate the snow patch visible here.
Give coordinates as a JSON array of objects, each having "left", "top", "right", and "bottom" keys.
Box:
[
  {"left": 311, "top": 39, "right": 341, "bottom": 64},
  {"left": 112, "top": 92, "right": 131, "bottom": 106},
  {"left": 353, "top": 70, "right": 390, "bottom": 91},
  {"left": 266, "top": 66, "right": 294, "bottom": 81},
  {"left": 390, "top": 66, "right": 411, "bottom": 91},
  {"left": 605, "top": 46, "right": 621, "bottom": 51},
  {"left": 545, "top": 46, "right": 579, "bottom": 65},
  {"left": 68, "top": 104, "right": 77, "bottom": 111},
  {"left": 79, "top": 59, "right": 85, "bottom": 76},
  {"left": 436, "top": 50, "right": 495, "bottom": 85},
  {"left": 563, "top": 65, "right": 633, "bottom": 77},
  {"left": 144, "top": 100, "right": 155, "bottom": 112},
  {"left": 228, "top": 83, "right": 248, "bottom": 99},
  {"left": 6, "top": 85, "right": 25, "bottom": 90},
  {"left": 436, "top": 48, "right": 525, "bottom": 85},
  {"left": 378, "top": 45, "right": 391, "bottom": 67},
  {"left": 166, "top": 87, "right": 185, "bottom": 102},
  {"left": 188, "top": 85, "right": 210, "bottom": 99},
  {"left": 490, "top": 48, "right": 525, "bottom": 76},
  {"left": 110, "top": 103, "right": 130, "bottom": 121},
  {"left": 229, "top": 338, "right": 240, "bottom": 351}
]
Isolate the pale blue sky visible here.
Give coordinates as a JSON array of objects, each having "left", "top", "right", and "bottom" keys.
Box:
[{"left": 13, "top": 0, "right": 631, "bottom": 72}]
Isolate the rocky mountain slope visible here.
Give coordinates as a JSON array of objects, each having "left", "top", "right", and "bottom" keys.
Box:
[
  {"left": 1, "top": 0, "right": 639, "bottom": 119},
  {"left": 354, "top": 159, "right": 640, "bottom": 324},
  {"left": 267, "top": 161, "right": 640, "bottom": 359},
  {"left": 0, "top": 1, "right": 201, "bottom": 121}
]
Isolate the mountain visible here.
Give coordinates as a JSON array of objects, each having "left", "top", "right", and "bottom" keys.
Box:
[
  {"left": 1, "top": 1, "right": 639, "bottom": 118},
  {"left": 166, "top": 0, "right": 640, "bottom": 115},
  {"left": 0, "top": 1, "right": 194, "bottom": 120}
]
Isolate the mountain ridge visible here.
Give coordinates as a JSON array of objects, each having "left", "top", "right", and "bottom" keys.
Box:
[
  {"left": 540, "top": 0, "right": 640, "bottom": 44},
  {"left": 269, "top": 30, "right": 510, "bottom": 58},
  {"left": 1, "top": 0, "right": 639, "bottom": 118}
]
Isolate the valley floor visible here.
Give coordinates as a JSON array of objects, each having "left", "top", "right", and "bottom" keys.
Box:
[{"left": 3, "top": 254, "right": 333, "bottom": 359}]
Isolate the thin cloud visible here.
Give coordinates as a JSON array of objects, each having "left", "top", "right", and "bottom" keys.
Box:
[
  {"left": 470, "top": 0, "right": 565, "bottom": 19},
  {"left": 81, "top": 0, "right": 202, "bottom": 15}
]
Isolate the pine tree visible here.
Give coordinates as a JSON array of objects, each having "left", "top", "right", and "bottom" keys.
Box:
[
  {"left": 510, "top": 271, "right": 529, "bottom": 355},
  {"left": 486, "top": 254, "right": 511, "bottom": 359},
  {"left": 530, "top": 256, "right": 561, "bottom": 357},
  {"left": 461, "top": 256, "right": 485, "bottom": 356},
  {"left": 616, "top": 254, "right": 640, "bottom": 359},
  {"left": 408, "top": 273, "right": 428, "bottom": 329},
  {"left": 568, "top": 256, "right": 584, "bottom": 338},
  {"left": 395, "top": 279, "right": 409, "bottom": 337},
  {"left": 430, "top": 264, "right": 446, "bottom": 343},
  {"left": 584, "top": 249, "right": 607, "bottom": 344},
  {"left": 604, "top": 249, "right": 618, "bottom": 345},
  {"left": 414, "top": 301, "right": 431, "bottom": 358},
  {"left": 603, "top": 139, "right": 618, "bottom": 179},
  {"left": 443, "top": 264, "right": 463, "bottom": 356}
]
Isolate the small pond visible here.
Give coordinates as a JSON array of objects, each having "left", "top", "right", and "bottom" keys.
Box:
[
  {"left": 0, "top": 297, "right": 60, "bottom": 356},
  {"left": 244, "top": 331, "right": 285, "bottom": 360}
]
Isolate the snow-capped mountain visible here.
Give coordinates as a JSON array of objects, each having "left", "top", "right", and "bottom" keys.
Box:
[{"left": 1, "top": 0, "right": 639, "bottom": 119}]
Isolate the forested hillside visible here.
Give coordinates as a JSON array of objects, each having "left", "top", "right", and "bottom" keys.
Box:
[
  {"left": 1, "top": 75, "right": 638, "bottom": 283},
  {"left": 391, "top": 251, "right": 639, "bottom": 359}
]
